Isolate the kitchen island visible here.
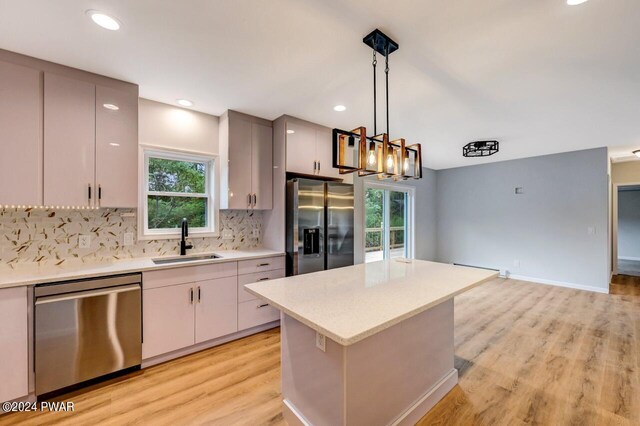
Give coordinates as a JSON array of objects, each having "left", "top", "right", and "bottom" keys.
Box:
[{"left": 245, "top": 259, "right": 498, "bottom": 426}]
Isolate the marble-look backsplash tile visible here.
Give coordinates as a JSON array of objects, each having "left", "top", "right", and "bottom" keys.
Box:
[{"left": 0, "top": 208, "right": 262, "bottom": 268}]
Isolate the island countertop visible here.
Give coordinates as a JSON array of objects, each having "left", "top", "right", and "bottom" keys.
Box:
[{"left": 245, "top": 259, "right": 498, "bottom": 346}]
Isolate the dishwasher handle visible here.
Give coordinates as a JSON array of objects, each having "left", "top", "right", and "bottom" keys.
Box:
[{"left": 35, "top": 284, "right": 141, "bottom": 305}]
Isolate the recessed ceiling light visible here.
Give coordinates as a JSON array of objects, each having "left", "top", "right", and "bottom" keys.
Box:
[
  {"left": 287, "top": 129, "right": 295, "bottom": 134},
  {"left": 567, "top": 0, "right": 589, "bottom": 5},
  {"left": 177, "top": 99, "right": 194, "bottom": 107},
  {"left": 633, "top": 150, "right": 640, "bottom": 158},
  {"left": 102, "top": 103, "right": 119, "bottom": 111},
  {"left": 86, "top": 10, "right": 121, "bottom": 31},
  {"left": 333, "top": 105, "right": 346, "bottom": 112}
]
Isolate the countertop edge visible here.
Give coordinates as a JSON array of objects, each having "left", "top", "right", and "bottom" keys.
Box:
[
  {"left": 0, "top": 251, "right": 285, "bottom": 288},
  {"left": 244, "top": 271, "right": 499, "bottom": 346}
]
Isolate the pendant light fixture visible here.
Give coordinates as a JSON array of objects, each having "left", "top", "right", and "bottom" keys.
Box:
[{"left": 333, "top": 29, "right": 422, "bottom": 180}]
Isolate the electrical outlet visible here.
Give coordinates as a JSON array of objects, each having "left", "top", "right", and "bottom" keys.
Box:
[
  {"left": 500, "top": 269, "right": 509, "bottom": 278},
  {"left": 222, "top": 229, "right": 234, "bottom": 240},
  {"left": 252, "top": 228, "right": 260, "bottom": 239},
  {"left": 315, "top": 332, "right": 326, "bottom": 352},
  {"left": 78, "top": 234, "right": 91, "bottom": 249},
  {"left": 124, "top": 232, "right": 134, "bottom": 246}
]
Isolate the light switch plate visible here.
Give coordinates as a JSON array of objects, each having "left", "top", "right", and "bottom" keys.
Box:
[
  {"left": 124, "top": 232, "right": 134, "bottom": 246},
  {"left": 222, "top": 229, "right": 233, "bottom": 240},
  {"left": 315, "top": 332, "right": 326, "bottom": 352},
  {"left": 78, "top": 235, "right": 91, "bottom": 249},
  {"left": 252, "top": 228, "right": 260, "bottom": 239}
]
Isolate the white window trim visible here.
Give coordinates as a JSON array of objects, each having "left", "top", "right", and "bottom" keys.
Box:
[
  {"left": 138, "top": 145, "right": 220, "bottom": 240},
  {"left": 363, "top": 180, "right": 416, "bottom": 260}
]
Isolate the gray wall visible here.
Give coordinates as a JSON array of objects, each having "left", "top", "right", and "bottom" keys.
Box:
[
  {"left": 435, "top": 148, "right": 609, "bottom": 292},
  {"left": 354, "top": 168, "right": 437, "bottom": 264},
  {"left": 618, "top": 189, "right": 640, "bottom": 260}
]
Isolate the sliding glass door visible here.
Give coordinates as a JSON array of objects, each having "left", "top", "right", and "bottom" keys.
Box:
[{"left": 364, "top": 184, "right": 414, "bottom": 263}]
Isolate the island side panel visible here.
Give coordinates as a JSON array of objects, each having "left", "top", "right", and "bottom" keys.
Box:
[
  {"left": 281, "top": 313, "right": 346, "bottom": 425},
  {"left": 344, "top": 299, "right": 456, "bottom": 425}
]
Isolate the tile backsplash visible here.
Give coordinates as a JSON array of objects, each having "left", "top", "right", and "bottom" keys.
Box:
[{"left": 0, "top": 208, "right": 262, "bottom": 269}]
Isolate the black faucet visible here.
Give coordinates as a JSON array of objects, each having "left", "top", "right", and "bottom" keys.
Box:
[{"left": 180, "top": 218, "right": 193, "bottom": 256}]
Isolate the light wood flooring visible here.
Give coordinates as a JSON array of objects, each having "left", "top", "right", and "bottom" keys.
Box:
[{"left": 2, "top": 275, "right": 639, "bottom": 426}]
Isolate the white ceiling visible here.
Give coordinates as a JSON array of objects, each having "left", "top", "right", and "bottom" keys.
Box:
[{"left": 1, "top": 0, "right": 639, "bottom": 169}]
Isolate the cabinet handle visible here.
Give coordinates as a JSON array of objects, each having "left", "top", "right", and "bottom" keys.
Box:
[
  {"left": 258, "top": 277, "right": 269, "bottom": 281},
  {"left": 252, "top": 194, "right": 257, "bottom": 207},
  {"left": 318, "top": 161, "right": 320, "bottom": 173},
  {"left": 247, "top": 194, "right": 252, "bottom": 208},
  {"left": 190, "top": 288, "right": 194, "bottom": 304},
  {"left": 98, "top": 185, "right": 102, "bottom": 200},
  {"left": 257, "top": 303, "right": 269, "bottom": 309},
  {"left": 88, "top": 184, "right": 92, "bottom": 203},
  {"left": 313, "top": 161, "right": 317, "bottom": 173},
  {"left": 257, "top": 263, "right": 270, "bottom": 267},
  {"left": 197, "top": 286, "right": 201, "bottom": 303}
]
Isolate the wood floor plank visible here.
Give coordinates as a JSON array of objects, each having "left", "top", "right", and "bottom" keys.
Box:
[{"left": 2, "top": 276, "right": 639, "bottom": 426}]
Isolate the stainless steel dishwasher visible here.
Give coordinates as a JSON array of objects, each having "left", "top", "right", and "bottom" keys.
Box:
[{"left": 34, "top": 274, "right": 142, "bottom": 396}]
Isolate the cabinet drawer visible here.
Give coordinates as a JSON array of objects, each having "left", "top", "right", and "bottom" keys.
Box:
[
  {"left": 238, "top": 300, "right": 280, "bottom": 331},
  {"left": 143, "top": 261, "right": 237, "bottom": 289},
  {"left": 238, "top": 269, "right": 285, "bottom": 303},
  {"left": 237, "top": 256, "right": 285, "bottom": 275}
]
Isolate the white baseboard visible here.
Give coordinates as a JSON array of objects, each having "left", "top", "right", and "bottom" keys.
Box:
[
  {"left": 507, "top": 274, "right": 609, "bottom": 294},
  {"left": 618, "top": 256, "right": 640, "bottom": 262}
]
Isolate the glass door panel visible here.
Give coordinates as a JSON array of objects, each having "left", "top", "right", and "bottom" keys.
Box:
[
  {"left": 365, "top": 188, "right": 385, "bottom": 263},
  {"left": 389, "top": 191, "right": 407, "bottom": 259}
]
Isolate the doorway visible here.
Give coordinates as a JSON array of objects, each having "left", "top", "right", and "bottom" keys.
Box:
[
  {"left": 613, "top": 183, "right": 640, "bottom": 276},
  {"left": 364, "top": 183, "right": 414, "bottom": 263}
]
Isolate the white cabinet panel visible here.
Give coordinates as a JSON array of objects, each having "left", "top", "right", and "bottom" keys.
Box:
[
  {"left": 237, "top": 255, "right": 286, "bottom": 275},
  {"left": 315, "top": 128, "right": 341, "bottom": 179},
  {"left": 285, "top": 121, "right": 316, "bottom": 175},
  {"left": 44, "top": 73, "right": 95, "bottom": 207},
  {"left": 0, "top": 287, "right": 29, "bottom": 402},
  {"left": 95, "top": 86, "right": 138, "bottom": 208},
  {"left": 238, "top": 269, "right": 285, "bottom": 303},
  {"left": 252, "top": 122, "right": 273, "bottom": 210},
  {"left": 0, "top": 61, "right": 42, "bottom": 206},
  {"left": 142, "top": 283, "right": 195, "bottom": 359},
  {"left": 195, "top": 277, "right": 238, "bottom": 343},
  {"left": 227, "top": 116, "right": 253, "bottom": 209},
  {"left": 143, "top": 262, "right": 237, "bottom": 290},
  {"left": 238, "top": 299, "right": 280, "bottom": 331}
]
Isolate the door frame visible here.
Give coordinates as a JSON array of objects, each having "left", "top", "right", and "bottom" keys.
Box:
[
  {"left": 363, "top": 181, "right": 416, "bottom": 261},
  {"left": 612, "top": 181, "right": 640, "bottom": 275}
]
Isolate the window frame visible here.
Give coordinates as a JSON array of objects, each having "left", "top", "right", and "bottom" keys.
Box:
[
  {"left": 363, "top": 180, "right": 415, "bottom": 262},
  {"left": 138, "top": 145, "right": 220, "bottom": 240}
]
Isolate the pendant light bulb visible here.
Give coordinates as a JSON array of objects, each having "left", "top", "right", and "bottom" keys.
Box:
[
  {"left": 403, "top": 157, "right": 409, "bottom": 172},
  {"left": 368, "top": 142, "right": 376, "bottom": 166},
  {"left": 387, "top": 153, "right": 394, "bottom": 169}
]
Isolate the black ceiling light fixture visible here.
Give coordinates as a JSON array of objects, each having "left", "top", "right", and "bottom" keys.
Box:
[
  {"left": 332, "top": 29, "right": 422, "bottom": 180},
  {"left": 463, "top": 140, "right": 499, "bottom": 158}
]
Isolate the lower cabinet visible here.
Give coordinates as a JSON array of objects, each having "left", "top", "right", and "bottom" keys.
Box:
[
  {"left": 142, "top": 282, "right": 196, "bottom": 359},
  {"left": 0, "top": 287, "right": 29, "bottom": 402},
  {"left": 195, "top": 277, "right": 238, "bottom": 344}
]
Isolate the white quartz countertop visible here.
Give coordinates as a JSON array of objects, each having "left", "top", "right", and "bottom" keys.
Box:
[
  {"left": 0, "top": 249, "right": 284, "bottom": 288},
  {"left": 245, "top": 259, "right": 498, "bottom": 346}
]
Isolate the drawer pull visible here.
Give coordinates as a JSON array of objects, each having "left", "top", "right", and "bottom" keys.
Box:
[
  {"left": 257, "top": 303, "right": 269, "bottom": 309},
  {"left": 257, "top": 263, "right": 270, "bottom": 267},
  {"left": 258, "top": 278, "right": 269, "bottom": 281}
]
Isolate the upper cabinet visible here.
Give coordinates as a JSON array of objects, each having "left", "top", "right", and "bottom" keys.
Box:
[
  {"left": 95, "top": 86, "right": 138, "bottom": 208},
  {"left": 285, "top": 118, "right": 345, "bottom": 181},
  {"left": 220, "top": 111, "right": 273, "bottom": 210},
  {"left": 44, "top": 73, "right": 96, "bottom": 207},
  {"left": 0, "top": 51, "right": 139, "bottom": 208},
  {"left": 0, "top": 61, "right": 43, "bottom": 206}
]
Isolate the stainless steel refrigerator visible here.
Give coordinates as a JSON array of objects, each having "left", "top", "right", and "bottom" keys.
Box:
[{"left": 286, "top": 178, "right": 354, "bottom": 276}]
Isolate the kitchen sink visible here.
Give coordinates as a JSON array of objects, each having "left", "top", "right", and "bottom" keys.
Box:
[{"left": 152, "top": 254, "right": 222, "bottom": 265}]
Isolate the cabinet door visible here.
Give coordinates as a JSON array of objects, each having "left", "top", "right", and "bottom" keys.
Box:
[
  {"left": 315, "top": 128, "right": 341, "bottom": 179},
  {"left": 0, "top": 61, "right": 43, "bottom": 206},
  {"left": 251, "top": 122, "right": 273, "bottom": 209},
  {"left": 228, "top": 116, "right": 253, "bottom": 209},
  {"left": 195, "top": 276, "right": 238, "bottom": 343},
  {"left": 44, "top": 73, "right": 96, "bottom": 207},
  {"left": 95, "top": 86, "right": 138, "bottom": 208},
  {"left": 142, "top": 283, "right": 195, "bottom": 359},
  {"left": 0, "top": 287, "right": 28, "bottom": 402},
  {"left": 285, "top": 121, "right": 316, "bottom": 175}
]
